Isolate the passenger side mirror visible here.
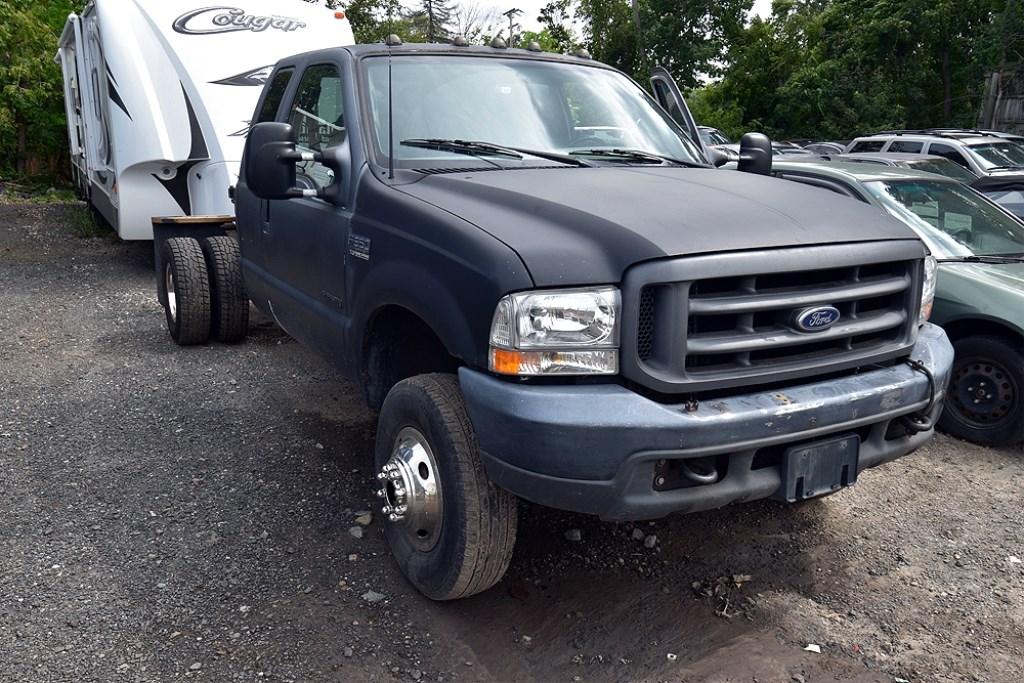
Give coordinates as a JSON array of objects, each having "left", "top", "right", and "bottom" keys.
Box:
[
  {"left": 245, "top": 122, "right": 329, "bottom": 200},
  {"left": 737, "top": 132, "right": 773, "bottom": 175}
]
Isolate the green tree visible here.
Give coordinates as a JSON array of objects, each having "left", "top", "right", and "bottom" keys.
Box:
[
  {"left": 537, "top": 0, "right": 580, "bottom": 53},
  {"left": 0, "top": 1, "right": 81, "bottom": 180}
]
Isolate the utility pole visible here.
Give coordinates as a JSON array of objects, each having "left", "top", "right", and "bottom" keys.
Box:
[
  {"left": 426, "top": 0, "right": 436, "bottom": 43},
  {"left": 502, "top": 7, "right": 522, "bottom": 45}
]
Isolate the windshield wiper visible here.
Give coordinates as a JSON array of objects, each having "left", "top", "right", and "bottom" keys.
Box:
[
  {"left": 937, "top": 255, "right": 1024, "bottom": 264},
  {"left": 400, "top": 138, "right": 592, "bottom": 167},
  {"left": 569, "top": 148, "right": 706, "bottom": 167}
]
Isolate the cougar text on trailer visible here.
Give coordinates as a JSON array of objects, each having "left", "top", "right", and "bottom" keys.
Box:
[{"left": 56, "top": 0, "right": 354, "bottom": 240}]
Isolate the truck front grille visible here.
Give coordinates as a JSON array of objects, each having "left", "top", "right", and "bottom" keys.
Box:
[{"left": 623, "top": 242, "right": 925, "bottom": 395}]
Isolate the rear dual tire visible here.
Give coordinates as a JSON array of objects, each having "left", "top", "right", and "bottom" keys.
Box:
[
  {"left": 159, "top": 237, "right": 211, "bottom": 346},
  {"left": 201, "top": 236, "right": 249, "bottom": 343},
  {"left": 158, "top": 236, "right": 248, "bottom": 346}
]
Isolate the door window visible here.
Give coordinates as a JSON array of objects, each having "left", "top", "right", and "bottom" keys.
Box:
[
  {"left": 928, "top": 143, "right": 969, "bottom": 168},
  {"left": 888, "top": 140, "right": 923, "bottom": 153},
  {"left": 287, "top": 64, "right": 345, "bottom": 191},
  {"left": 850, "top": 140, "right": 885, "bottom": 152}
]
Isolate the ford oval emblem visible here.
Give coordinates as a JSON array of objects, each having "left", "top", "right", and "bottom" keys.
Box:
[{"left": 793, "top": 305, "right": 841, "bottom": 333}]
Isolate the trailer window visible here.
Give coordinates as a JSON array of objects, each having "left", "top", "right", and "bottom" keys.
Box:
[
  {"left": 286, "top": 64, "right": 345, "bottom": 191},
  {"left": 257, "top": 68, "right": 294, "bottom": 123}
]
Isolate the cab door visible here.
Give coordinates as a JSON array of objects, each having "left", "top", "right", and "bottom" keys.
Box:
[
  {"left": 261, "top": 59, "right": 355, "bottom": 360},
  {"left": 649, "top": 66, "right": 707, "bottom": 155}
]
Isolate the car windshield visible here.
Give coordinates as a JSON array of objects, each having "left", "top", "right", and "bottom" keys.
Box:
[
  {"left": 968, "top": 141, "right": 1024, "bottom": 170},
  {"left": 983, "top": 188, "right": 1024, "bottom": 218},
  {"left": 863, "top": 179, "right": 1024, "bottom": 257},
  {"left": 907, "top": 158, "right": 978, "bottom": 182},
  {"left": 363, "top": 55, "right": 704, "bottom": 167}
]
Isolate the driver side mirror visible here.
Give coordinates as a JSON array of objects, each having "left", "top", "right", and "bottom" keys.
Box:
[
  {"left": 244, "top": 122, "right": 348, "bottom": 202},
  {"left": 245, "top": 122, "right": 303, "bottom": 200},
  {"left": 737, "top": 132, "right": 773, "bottom": 175}
]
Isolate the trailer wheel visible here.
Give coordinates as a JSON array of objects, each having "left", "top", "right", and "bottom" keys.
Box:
[
  {"left": 158, "top": 237, "right": 211, "bottom": 346},
  {"left": 374, "top": 374, "right": 518, "bottom": 600},
  {"left": 201, "top": 236, "right": 249, "bottom": 343}
]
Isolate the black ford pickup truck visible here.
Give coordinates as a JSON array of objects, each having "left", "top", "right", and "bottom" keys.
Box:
[{"left": 156, "top": 41, "right": 954, "bottom": 600}]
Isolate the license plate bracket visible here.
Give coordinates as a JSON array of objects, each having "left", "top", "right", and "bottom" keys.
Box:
[{"left": 776, "top": 434, "right": 860, "bottom": 503}]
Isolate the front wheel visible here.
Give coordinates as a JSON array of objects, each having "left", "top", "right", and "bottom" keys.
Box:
[
  {"left": 939, "top": 335, "right": 1024, "bottom": 447},
  {"left": 374, "top": 374, "right": 518, "bottom": 600}
]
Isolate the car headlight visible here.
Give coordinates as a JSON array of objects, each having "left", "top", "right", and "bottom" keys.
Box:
[
  {"left": 488, "top": 287, "right": 620, "bottom": 375},
  {"left": 920, "top": 255, "right": 936, "bottom": 323}
]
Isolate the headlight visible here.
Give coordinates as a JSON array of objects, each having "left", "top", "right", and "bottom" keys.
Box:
[
  {"left": 488, "top": 287, "right": 620, "bottom": 375},
  {"left": 920, "top": 255, "right": 936, "bottom": 323}
]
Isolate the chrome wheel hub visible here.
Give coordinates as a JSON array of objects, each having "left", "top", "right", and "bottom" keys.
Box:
[
  {"left": 165, "top": 263, "right": 177, "bottom": 321},
  {"left": 376, "top": 427, "right": 442, "bottom": 550}
]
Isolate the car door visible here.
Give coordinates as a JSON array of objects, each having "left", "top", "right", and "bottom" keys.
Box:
[
  {"left": 649, "top": 67, "right": 706, "bottom": 154},
  {"left": 263, "top": 60, "right": 354, "bottom": 358}
]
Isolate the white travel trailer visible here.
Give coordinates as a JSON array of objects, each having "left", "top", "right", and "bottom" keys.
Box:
[{"left": 57, "top": 0, "right": 355, "bottom": 240}]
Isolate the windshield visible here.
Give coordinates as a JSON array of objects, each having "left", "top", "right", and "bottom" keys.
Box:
[
  {"left": 908, "top": 158, "right": 978, "bottom": 182},
  {"left": 968, "top": 141, "right": 1024, "bottom": 170},
  {"left": 864, "top": 179, "right": 1024, "bottom": 257},
  {"left": 363, "top": 55, "right": 704, "bottom": 168},
  {"left": 983, "top": 188, "right": 1024, "bottom": 218}
]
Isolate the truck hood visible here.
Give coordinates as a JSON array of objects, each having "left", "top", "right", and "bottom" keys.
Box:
[{"left": 398, "top": 166, "right": 919, "bottom": 286}]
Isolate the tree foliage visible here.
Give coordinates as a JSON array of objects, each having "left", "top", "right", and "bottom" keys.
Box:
[
  {"left": 2, "top": 0, "right": 1020, "bottom": 184},
  {"left": 0, "top": 1, "right": 80, "bottom": 180},
  {"left": 692, "top": 0, "right": 1015, "bottom": 140}
]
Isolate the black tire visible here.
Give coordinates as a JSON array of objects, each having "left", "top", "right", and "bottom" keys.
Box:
[
  {"left": 158, "top": 237, "right": 211, "bottom": 346},
  {"left": 200, "top": 236, "right": 249, "bottom": 343},
  {"left": 374, "top": 374, "right": 517, "bottom": 600},
  {"left": 939, "top": 335, "right": 1024, "bottom": 447}
]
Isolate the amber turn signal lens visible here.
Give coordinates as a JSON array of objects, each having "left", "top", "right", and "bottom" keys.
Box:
[{"left": 490, "top": 348, "right": 525, "bottom": 375}]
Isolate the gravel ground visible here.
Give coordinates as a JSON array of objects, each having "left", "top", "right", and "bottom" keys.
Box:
[{"left": 1, "top": 203, "right": 1022, "bottom": 683}]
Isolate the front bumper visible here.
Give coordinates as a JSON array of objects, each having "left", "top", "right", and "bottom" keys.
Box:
[{"left": 460, "top": 323, "right": 954, "bottom": 521}]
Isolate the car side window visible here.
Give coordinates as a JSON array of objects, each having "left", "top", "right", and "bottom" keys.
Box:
[
  {"left": 256, "top": 68, "right": 294, "bottom": 123},
  {"left": 889, "top": 140, "right": 923, "bottom": 153},
  {"left": 287, "top": 63, "right": 345, "bottom": 191},
  {"left": 851, "top": 140, "right": 884, "bottom": 152},
  {"left": 928, "top": 143, "right": 969, "bottom": 168}
]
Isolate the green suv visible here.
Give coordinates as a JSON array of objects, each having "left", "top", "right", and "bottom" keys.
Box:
[{"left": 773, "top": 160, "right": 1024, "bottom": 446}]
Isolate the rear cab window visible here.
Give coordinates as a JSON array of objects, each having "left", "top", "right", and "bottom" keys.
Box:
[{"left": 257, "top": 68, "right": 295, "bottom": 123}]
